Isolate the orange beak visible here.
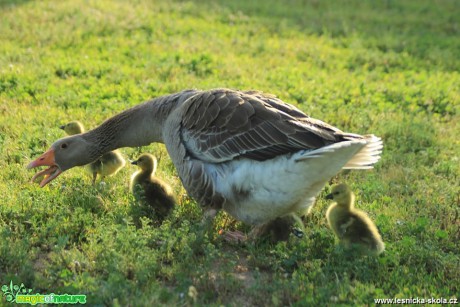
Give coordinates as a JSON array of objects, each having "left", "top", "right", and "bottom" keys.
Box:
[{"left": 27, "top": 148, "right": 62, "bottom": 187}]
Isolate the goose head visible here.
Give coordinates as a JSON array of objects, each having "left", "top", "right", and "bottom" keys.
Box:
[
  {"left": 131, "top": 153, "right": 158, "bottom": 174},
  {"left": 326, "top": 183, "right": 354, "bottom": 209},
  {"left": 60, "top": 121, "right": 85, "bottom": 135},
  {"left": 27, "top": 135, "right": 100, "bottom": 187}
]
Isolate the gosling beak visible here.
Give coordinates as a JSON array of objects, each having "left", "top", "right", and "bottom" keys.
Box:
[
  {"left": 325, "top": 193, "right": 334, "bottom": 200},
  {"left": 27, "top": 148, "right": 63, "bottom": 187},
  {"left": 59, "top": 125, "right": 65, "bottom": 130},
  {"left": 131, "top": 160, "right": 138, "bottom": 165}
]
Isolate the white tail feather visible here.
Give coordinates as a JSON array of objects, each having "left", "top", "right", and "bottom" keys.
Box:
[{"left": 343, "top": 135, "right": 383, "bottom": 169}]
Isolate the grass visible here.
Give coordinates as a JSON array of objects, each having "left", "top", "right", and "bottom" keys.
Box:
[{"left": 0, "top": 0, "right": 459, "bottom": 305}]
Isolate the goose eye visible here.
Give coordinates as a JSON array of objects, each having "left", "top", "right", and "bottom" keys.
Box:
[{"left": 60, "top": 143, "right": 68, "bottom": 149}]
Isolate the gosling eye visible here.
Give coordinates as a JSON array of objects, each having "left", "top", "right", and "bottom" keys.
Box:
[{"left": 60, "top": 143, "right": 68, "bottom": 149}]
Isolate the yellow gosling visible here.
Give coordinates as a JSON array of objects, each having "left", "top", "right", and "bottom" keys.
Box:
[
  {"left": 249, "top": 213, "right": 304, "bottom": 243},
  {"left": 60, "top": 121, "right": 85, "bottom": 135},
  {"left": 326, "top": 183, "right": 385, "bottom": 255},
  {"left": 130, "top": 153, "right": 175, "bottom": 219}
]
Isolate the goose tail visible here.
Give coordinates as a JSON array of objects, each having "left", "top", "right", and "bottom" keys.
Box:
[{"left": 342, "top": 134, "right": 383, "bottom": 169}]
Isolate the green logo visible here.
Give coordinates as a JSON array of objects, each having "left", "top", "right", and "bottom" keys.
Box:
[
  {"left": 1, "top": 281, "right": 86, "bottom": 305},
  {"left": 1, "top": 281, "right": 33, "bottom": 303}
]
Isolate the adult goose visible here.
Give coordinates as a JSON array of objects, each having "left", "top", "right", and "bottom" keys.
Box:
[
  {"left": 326, "top": 183, "right": 385, "bottom": 255},
  {"left": 59, "top": 120, "right": 126, "bottom": 185},
  {"left": 130, "top": 153, "right": 176, "bottom": 220},
  {"left": 28, "top": 88, "right": 382, "bottom": 227}
]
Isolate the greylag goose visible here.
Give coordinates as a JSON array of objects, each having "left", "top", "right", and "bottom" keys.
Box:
[
  {"left": 326, "top": 183, "right": 385, "bottom": 255},
  {"left": 29, "top": 88, "right": 382, "bottom": 228},
  {"left": 130, "top": 153, "right": 175, "bottom": 219},
  {"left": 59, "top": 120, "right": 126, "bottom": 185}
]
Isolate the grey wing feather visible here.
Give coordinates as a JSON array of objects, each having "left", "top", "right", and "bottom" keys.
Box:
[{"left": 180, "top": 89, "right": 347, "bottom": 162}]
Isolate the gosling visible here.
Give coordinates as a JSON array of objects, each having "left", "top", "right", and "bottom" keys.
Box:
[
  {"left": 60, "top": 121, "right": 85, "bottom": 136},
  {"left": 326, "top": 183, "right": 385, "bottom": 255},
  {"left": 60, "top": 121, "right": 126, "bottom": 184},
  {"left": 130, "top": 154, "right": 175, "bottom": 220},
  {"left": 250, "top": 213, "right": 305, "bottom": 243}
]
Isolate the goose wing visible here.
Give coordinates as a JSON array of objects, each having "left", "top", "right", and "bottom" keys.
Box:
[{"left": 180, "top": 89, "right": 345, "bottom": 163}]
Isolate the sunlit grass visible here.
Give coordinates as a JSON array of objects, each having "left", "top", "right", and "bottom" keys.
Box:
[{"left": 0, "top": 0, "right": 459, "bottom": 305}]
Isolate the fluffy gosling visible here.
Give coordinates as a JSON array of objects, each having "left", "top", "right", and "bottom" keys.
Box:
[
  {"left": 60, "top": 121, "right": 126, "bottom": 184},
  {"left": 326, "top": 183, "right": 385, "bottom": 255},
  {"left": 60, "top": 121, "right": 85, "bottom": 136},
  {"left": 130, "top": 153, "right": 175, "bottom": 220},
  {"left": 221, "top": 213, "right": 304, "bottom": 243},
  {"left": 249, "top": 213, "right": 304, "bottom": 243}
]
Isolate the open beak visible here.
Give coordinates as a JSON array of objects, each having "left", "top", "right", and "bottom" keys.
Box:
[{"left": 27, "top": 148, "right": 62, "bottom": 187}]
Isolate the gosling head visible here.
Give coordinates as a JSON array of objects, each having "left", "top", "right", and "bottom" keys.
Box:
[
  {"left": 326, "top": 183, "right": 355, "bottom": 209},
  {"left": 131, "top": 153, "right": 158, "bottom": 174},
  {"left": 60, "top": 121, "right": 85, "bottom": 135}
]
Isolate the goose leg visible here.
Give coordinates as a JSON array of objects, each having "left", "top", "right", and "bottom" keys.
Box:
[
  {"left": 200, "top": 208, "right": 247, "bottom": 243},
  {"left": 203, "top": 208, "right": 218, "bottom": 221},
  {"left": 199, "top": 208, "right": 219, "bottom": 239},
  {"left": 92, "top": 172, "right": 97, "bottom": 185},
  {"left": 220, "top": 230, "right": 247, "bottom": 243}
]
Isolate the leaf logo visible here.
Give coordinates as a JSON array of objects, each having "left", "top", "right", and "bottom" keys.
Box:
[{"left": 1, "top": 281, "right": 33, "bottom": 303}]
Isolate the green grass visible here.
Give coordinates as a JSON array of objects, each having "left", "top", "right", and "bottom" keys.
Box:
[{"left": 0, "top": 0, "right": 459, "bottom": 305}]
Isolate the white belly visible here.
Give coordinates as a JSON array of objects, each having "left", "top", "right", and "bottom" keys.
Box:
[
  {"left": 208, "top": 140, "right": 371, "bottom": 225},
  {"left": 212, "top": 155, "right": 321, "bottom": 225}
]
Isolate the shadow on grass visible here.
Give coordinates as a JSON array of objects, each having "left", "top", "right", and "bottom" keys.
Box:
[
  {"left": 0, "top": 0, "right": 30, "bottom": 8},
  {"left": 187, "top": 0, "right": 459, "bottom": 71}
]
